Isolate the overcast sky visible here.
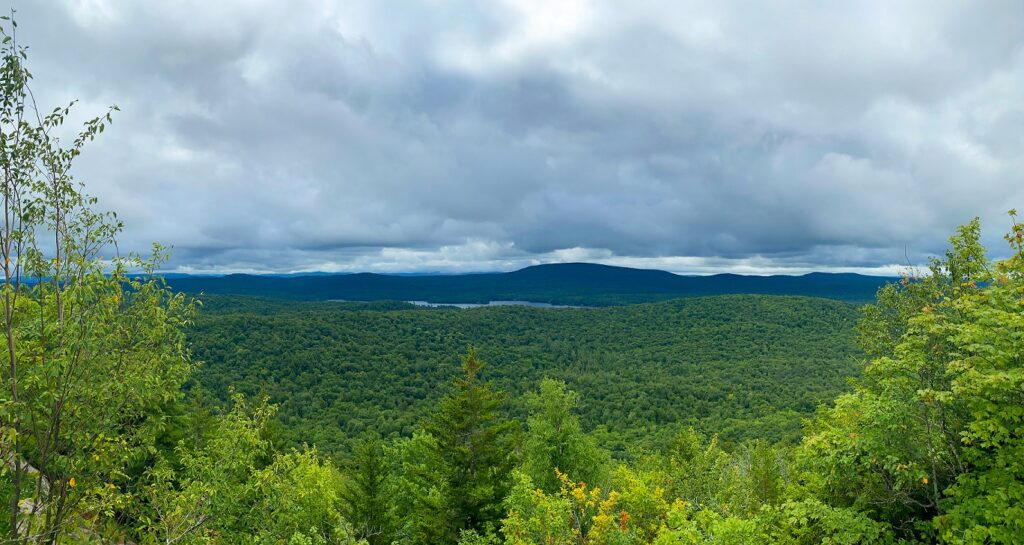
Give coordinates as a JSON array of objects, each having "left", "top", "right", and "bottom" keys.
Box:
[{"left": 14, "top": 1, "right": 1024, "bottom": 274}]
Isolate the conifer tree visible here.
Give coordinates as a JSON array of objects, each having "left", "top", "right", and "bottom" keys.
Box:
[
  {"left": 342, "top": 436, "right": 395, "bottom": 545},
  {"left": 745, "top": 440, "right": 783, "bottom": 510},
  {"left": 414, "top": 348, "right": 517, "bottom": 544}
]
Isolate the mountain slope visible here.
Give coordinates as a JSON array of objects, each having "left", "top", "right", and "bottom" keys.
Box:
[{"left": 167, "top": 262, "right": 893, "bottom": 304}]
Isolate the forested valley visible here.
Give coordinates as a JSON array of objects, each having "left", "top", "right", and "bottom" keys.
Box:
[
  {"left": 2, "top": 13, "right": 1024, "bottom": 545},
  {"left": 188, "top": 294, "right": 861, "bottom": 454}
]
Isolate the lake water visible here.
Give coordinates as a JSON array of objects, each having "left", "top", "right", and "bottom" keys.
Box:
[{"left": 405, "top": 300, "right": 581, "bottom": 309}]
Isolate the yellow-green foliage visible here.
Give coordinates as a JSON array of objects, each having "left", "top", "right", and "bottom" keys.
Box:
[{"left": 800, "top": 214, "right": 1024, "bottom": 543}]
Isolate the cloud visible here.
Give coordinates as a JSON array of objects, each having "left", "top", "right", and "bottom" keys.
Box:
[{"left": 12, "top": 0, "right": 1024, "bottom": 273}]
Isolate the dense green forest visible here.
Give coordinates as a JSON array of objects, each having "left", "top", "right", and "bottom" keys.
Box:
[
  {"left": 188, "top": 294, "right": 861, "bottom": 454},
  {"left": 2, "top": 17, "right": 1023, "bottom": 545},
  {"left": 166, "top": 264, "right": 893, "bottom": 305}
]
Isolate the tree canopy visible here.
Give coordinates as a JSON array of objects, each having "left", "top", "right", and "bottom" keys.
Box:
[{"left": 2, "top": 12, "right": 1022, "bottom": 545}]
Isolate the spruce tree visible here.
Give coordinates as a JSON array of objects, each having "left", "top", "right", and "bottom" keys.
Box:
[
  {"left": 416, "top": 348, "right": 517, "bottom": 543},
  {"left": 341, "top": 436, "right": 394, "bottom": 545}
]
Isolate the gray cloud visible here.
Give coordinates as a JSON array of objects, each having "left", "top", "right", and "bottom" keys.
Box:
[{"left": 12, "top": 0, "right": 1024, "bottom": 274}]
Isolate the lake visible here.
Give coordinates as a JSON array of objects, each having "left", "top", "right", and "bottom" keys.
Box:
[{"left": 405, "top": 300, "right": 582, "bottom": 309}]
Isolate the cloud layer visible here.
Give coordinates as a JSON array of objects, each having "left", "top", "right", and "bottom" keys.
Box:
[{"left": 16, "top": 0, "right": 1024, "bottom": 273}]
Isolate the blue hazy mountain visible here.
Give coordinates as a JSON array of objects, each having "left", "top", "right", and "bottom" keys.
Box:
[{"left": 164, "top": 262, "right": 895, "bottom": 305}]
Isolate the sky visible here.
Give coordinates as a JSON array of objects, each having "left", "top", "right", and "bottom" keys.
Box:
[{"left": 13, "top": 0, "right": 1024, "bottom": 275}]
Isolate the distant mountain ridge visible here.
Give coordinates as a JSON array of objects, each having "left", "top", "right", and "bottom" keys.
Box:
[{"left": 165, "top": 262, "right": 896, "bottom": 305}]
